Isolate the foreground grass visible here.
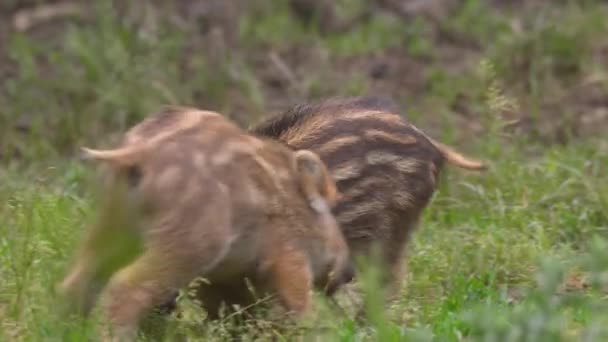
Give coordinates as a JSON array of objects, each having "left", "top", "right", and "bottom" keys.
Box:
[{"left": 1, "top": 137, "right": 607, "bottom": 341}]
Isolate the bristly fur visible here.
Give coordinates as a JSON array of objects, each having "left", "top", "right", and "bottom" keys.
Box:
[
  {"left": 251, "top": 96, "right": 487, "bottom": 306},
  {"left": 251, "top": 96, "right": 404, "bottom": 142},
  {"left": 59, "top": 106, "right": 353, "bottom": 341}
]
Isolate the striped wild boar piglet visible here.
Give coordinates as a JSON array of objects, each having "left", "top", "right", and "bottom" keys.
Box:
[
  {"left": 251, "top": 96, "right": 487, "bottom": 305},
  {"left": 57, "top": 106, "right": 353, "bottom": 341}
]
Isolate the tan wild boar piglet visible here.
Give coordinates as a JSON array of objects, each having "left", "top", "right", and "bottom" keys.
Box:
[
  {"left": 251, "top": 96, "right": 488, "bottom": 307},
  {"left": 57, "top": 106, "right": 353, "bottom": 341}
]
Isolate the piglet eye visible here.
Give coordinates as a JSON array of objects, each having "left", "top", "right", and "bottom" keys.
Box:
[{"left": 126, "top": 166, "right": 142, "bottom": 187}]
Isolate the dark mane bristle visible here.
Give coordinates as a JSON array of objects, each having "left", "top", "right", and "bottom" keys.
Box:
[{"left": 251, "top": 96, "right": 403, "bottom": 138}]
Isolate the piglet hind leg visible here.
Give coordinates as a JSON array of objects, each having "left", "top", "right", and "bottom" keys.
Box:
[
  {"left": 57, "top": 225, "right": 142, "bottom": 317},
  {"left": 58, "top": 183, "right": 144, "bottom": 317},
  {"left": 99, "top": 238, "right": 231, "bottom": 342}
]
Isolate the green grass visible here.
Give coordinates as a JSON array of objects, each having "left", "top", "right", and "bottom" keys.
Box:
[
  {"left": 2, "top": 0, "right": 608, "bottom": 340},
  {"left": 2, "top": 134, "right": 607, "bottom": 341}
]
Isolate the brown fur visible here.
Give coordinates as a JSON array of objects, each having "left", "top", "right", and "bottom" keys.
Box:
[
  {"left": 58, "top": 106, "right": 353, "bottom": 341},
  {"left": 251, "top": 96, "right": 487, "bottom": 306}
]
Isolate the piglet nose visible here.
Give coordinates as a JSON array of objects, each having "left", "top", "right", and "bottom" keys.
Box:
[
  {"left": 342, "top": 260, "right": 356, "bottom": 284},
  {"left": 324, "top": 260, "right": 356, "bottom": 296}
]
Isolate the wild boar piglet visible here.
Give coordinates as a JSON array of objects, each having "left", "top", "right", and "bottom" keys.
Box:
[
  {"left": 252, "top": 96, "right": 487, "bottom": 305},
  {"left": 58, "top": 106, "right": 353, "bottom": 341}
]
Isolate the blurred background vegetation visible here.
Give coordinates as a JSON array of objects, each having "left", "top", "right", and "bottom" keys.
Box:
[
  {"left": 1, "top": 1, "right": 608, "bottom": 341},
  {"left": 1, "top": 0, "right": 607, "bottom": 161}
]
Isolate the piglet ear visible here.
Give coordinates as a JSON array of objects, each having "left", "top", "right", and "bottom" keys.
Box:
[{"left": 293, "top": 149, "right": 340, "bottom": 209}]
